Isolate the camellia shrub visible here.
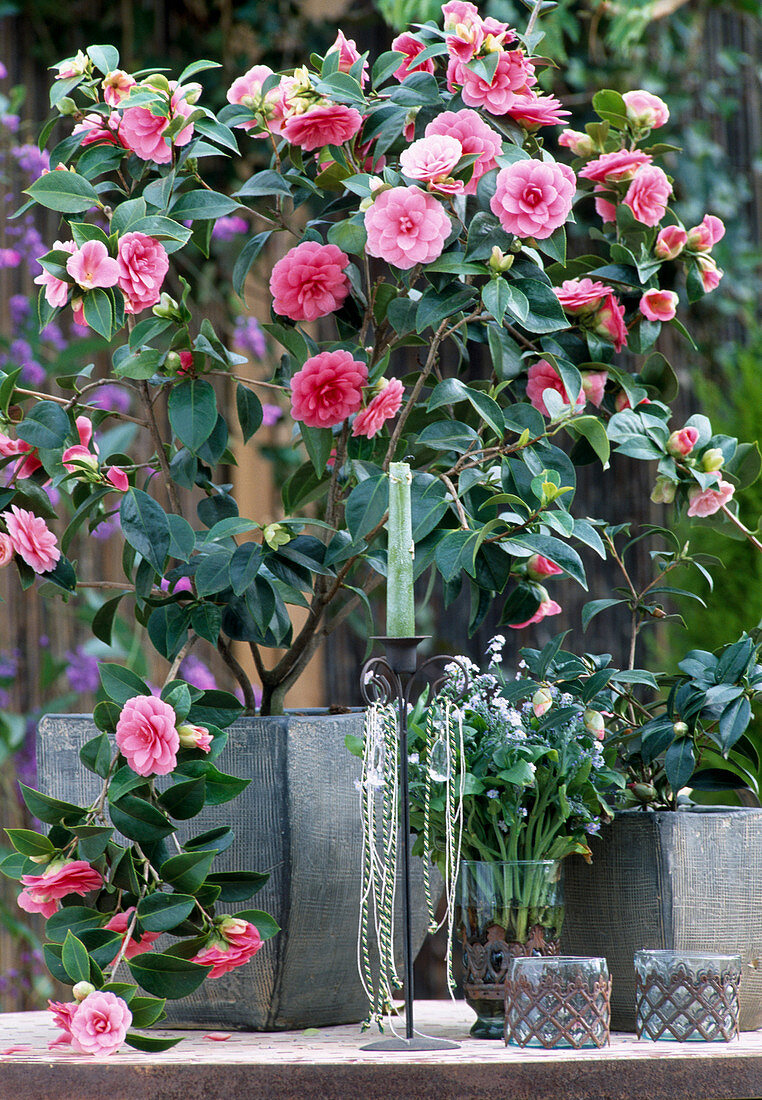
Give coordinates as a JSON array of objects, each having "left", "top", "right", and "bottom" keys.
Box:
[{"left": 1, "top": 0, "right": 760, "bottom": 1052}]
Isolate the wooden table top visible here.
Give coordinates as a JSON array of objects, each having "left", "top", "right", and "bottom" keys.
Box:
[{"left": 0, "top": 1000, "right": 760, "bottom": 1100}]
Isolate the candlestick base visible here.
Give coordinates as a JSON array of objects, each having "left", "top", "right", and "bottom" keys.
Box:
[
  {"left": 371, "top": 635, "right": 429, "bottom": 674},
  {"left": 361, "top": 1035, "right": 460, "bottom": 1051}
]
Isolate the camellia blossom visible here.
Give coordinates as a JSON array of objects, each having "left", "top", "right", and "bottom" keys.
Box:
[
  {"left": 191, "top": 917, "right": 263, "bottom": 979},
  {"left": 291, "top": 350, "right": 368, "bottom": 428},
  {"left": 34, "top": 240, "right": 77, "bottom": 307},
  {"left": 687, "top": 479, "right": 735, "bottom": 518},
  {"left": 686, "top": 214, "right": 725, "bottom": 251},
  {"left": 0, "top": 533, "right": 12, "bottom": 567},
  {"left": 525, "top": 359, "right": 584, "bottom": 417},
  {"left": 282, "top": 103, "right": 362, "bottom": 151},
  {"left": 526, "top": 554, "right": 563, "bottom": 581},
  {"left": 105, "top": 908, "right": 161, "bottom": 960},
  {"left": 328, "top": 31, "right": 368, "bottom": 84},
  {"left": 510, "top": 591, "right": 563, "bottom": 630},
  {"left": 226, "top": 64, "right": 278, "bottom": 135},
  {"left": 554, "top": 278, "right": 609, "bottom": 315},
  {"left": 72, "top": 111, "right": 123, "bottom": 148},
  {"left": 507, "top": 93, "right": 569, "bottom": 130},
  {"left": 177, "top": 722, "right": 213, "bottom": 752},
  {"left": 458, "top": 49, "right": 536, "bottom": 116},
  {"left": 18, "top": 860, "right": 103, "bottom": 919},
  {"left": 655, "top": 225, "right": 687, "bottom": 260},
  {"left": 591, "top": 291, "right": 628, "bottom": 352},
  {"left": 640, "top": 288, "right": 678, "bottom": 322},
  {"left": 490, "top": 160, "right": 576, "bottom": 240},
  {"left": 105, "top": 466, "right": 129, "bottom": 492},
  {"left": 48, "top": 1000, "right": 79, "bottom": 1049},
  {"left": 581, "top": 370, "right": 608, "bottom": 407},
  {"left": 390, "top": 32, "right": 436, "bottom": 82},
  {"left": 623, "top": 89, "right": 669, "bottom": 130},
  {"left": 400, "top": 133, "right": 464, "bottom": 194},
  {"left": 269, "top": 241, "right": 350, "bottom": 322},
  {"left": 352, "top": 378, "right": 405, "bottom": 438},
  {"left": 0, "top": 433, "right": 42, "bottom": 479},
  {"left": 115, "top": 694, "right": 180, "bottom": 777},
  {"left": 102, "top": 70, "right": 136, "bottom": 107},
  {"left": 65, "top": 240, "right": 120, "bottom": 291},
  {"left": 68, "top": 991, "right": 132, "bottom": 1057},
  {"left": 62, "top": 444, "right": 98, "bottom": 474},
  {"left": 623, "top": 164, "right": 672, "bottom": 227},
  {"left": 558, "top": 128, "right": 593, "bottom": 157},
  {"left": 696, "top": 254, "right": 723, "bottom": 293},
  {"left": 119, "top": 85, "right": 194, "bottom": 163},
  {"left": 425, "top": 109, "right": 502, "bottom": 195},
  {"left": 667, "top": 426, "right": 699, "bottom": 457},
  {"left": 117, "top": 232, "right": 170, "bottom": 314},
  {"left": 364, "top": 186, "right": 451, "bottom": 268},
  {"left": 579, "top": 148, "right": 652, "bottom": 184},
  {"left": 2, "top": 505, "right": 61, "bottom": 573}
]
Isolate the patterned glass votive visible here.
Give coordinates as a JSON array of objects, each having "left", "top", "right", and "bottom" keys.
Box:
[
  {"left": 634, "top": 950, "right": 742, "bottom": 1042},
  {"left": 504, "top": 955, "right": 611, "bottom": 1049}
]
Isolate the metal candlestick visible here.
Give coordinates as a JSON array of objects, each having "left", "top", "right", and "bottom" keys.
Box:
[{"left": 359, "top": 635, "right": 466, "bottom": 1052}]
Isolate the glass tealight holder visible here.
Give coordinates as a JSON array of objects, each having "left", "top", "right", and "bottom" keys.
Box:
[
  {"left": 634, "top": 950, "right": 742, "bottom": 1042},
  {"left": 504, "top": 955, "right": 611, "bottom": 1049}
]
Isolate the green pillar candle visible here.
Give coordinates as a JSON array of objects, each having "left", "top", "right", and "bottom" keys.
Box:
[{"left": 386, "top": 461, "right": 415, "bottom": 637}]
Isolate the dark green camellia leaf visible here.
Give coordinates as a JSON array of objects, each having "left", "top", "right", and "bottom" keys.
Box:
[
  {"left": 18, "top": 783, "right": 85, "bottom": 826},
  {"left": 717, "top": 696, "right": 752, "bottom": 753},
  {"left": 147, "top": 603, "right": 189, "bottom": 661},
  {"left": 158, "top": 776, "right": 206, "bottom": 820},
  {"left": 26, "top": 170, "right": 100, "bottom": 212},
  {"left": 664, "top": 737, "right": 696, "bottom": 792},
  {"left": 127, "top": 953, "right": 211, "bottom": 999},
  {"left": 174, "top": 760, "right": 249, "bottom": 805},
  {"left": 171, "top": 189, "right": 240, "bottom": 220},
  {"left": 62, "top": 931, "right": 91, "bottom": 984},
  {"left": 46, "top": 906, "right": 103, "bottom": 944},
  {"left": 120, "top": 489, "right": 170, "bottom": 574},
  {"left": 93, "top": 699, "right": 122, "bottom": 734},
  {"left": 184, "top": 826, "right": 235, "bottom": 854},
  {"left": 71, "top": 825, "right": 114, "bottom": 862},
  {"left": 196, "top": 548, "right": 234, "bottom": 597},
  {"left": 204, "top": 870, "right": 269, "bottom": 901},
  {"left": 418, "top": 421, "right": 480, "bottom": 454},
  {"left": 82, "top": 288, "right": 115, "bottom": 340},
  {"left": 187, "top": 689, "right": 243, "bottom": 729},
  {"left": 159, "top": 850, "right": 217, "bottom": 894},
  {"left": 44, "top": 554, "right": 77, "bottom": 592},
  {"left": 499, "top": 584, "right": 542, "bottom": 627},
  {"left": 235, "top": 908, "right": 280, "bottom": 940},
  {"left": 411, "top": 475, "right": 449, "bottom": 542},
  {"left": 109, "top": 795, "right": 176, "bottom": 844},
  {"left": 0, "top": 852, "right": 36, "bottom": 879},
  {"left": 128, "top": 995, "right": 167, "bottom": 1030},
  {"left": 79, "top": 732, "right": 113, "bottom": 779},
  {"left": 512, "top": 279, "right": 569, "bottom": 333},
  {"left": 125, "top": 1032, "right": 183, "bottom": 1052},
  {"left": 345, "top": 475, "right": 388, "bottom": 542},
  {"left": 99, "top": 663, "right": 152, "bottom": 705},
  {"left": 236, "top": 383, "right": 263, "bottom": 442},
  {"left": 300, "top": 423, "right": 334, "bottom": 477},
  {"left": 168, "top": 379, "right": 218, "bottom": 454},
  {"left": 191, "top": 603, "right": 223, "bottom": 645},
  {"left": 43, "top": 943, "right": 69, "bottom": 985},
  {"left": 92, "top": 594, "right": 125, "bottom": 646},
  {"left": 137, "top": 892, "right": 196, "bottom": 932},
  {"left": 15, "top": 401, "right": 70, "bottom": 451},
  {"left": 5, "top": 828, "right": 54, "bottom": 858},
  {"left": 78, "top": 929, "right": 123, "bottom": 968}
]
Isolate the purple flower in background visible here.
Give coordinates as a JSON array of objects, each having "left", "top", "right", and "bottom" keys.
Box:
[
  {"left": 91, "top": 514, "right": 120, "bottom": 540},
  {"left": 233, "top": 315, "right": 266, "bottom": 360},
  {"left": 44, "top": 485, "right": 60, "bottom": 509},
  {"left": 2, "top": 114, "right": 19, "bottom": 132},
  {"left": 262, "top": 403, "right": 283, "bottom": 426},
  {"left": 212, "top": 215, "right": 248, "bottom": 241},
  {"left": 9, "top": 294, "right": 29, "bottom": 327},
  {"left": 44, "top": 321, "right": 67, "bottom": 352},
  {"left": 65, "top": 646, "right": 101, "bottom": 694},
  {"left": 0, "top": 650, "right": 20, "bottom": 680},
  {"left": 9, "top": 337, "right": 45, "bottom": 385},
  {"left": 0, "top": 248, "right": 21, "bottom": 268},
  {"left": 12, "top": 144, "right": 49, "bottom": 180},
  {"left": 88, "top": 383, "right": 132, "bottom": 414},
  {"left": 0, "top": 63, "right": 7, "bottom": 79},
  {"left": 179, "top": 654, "right": 218, "bottom": 692}
]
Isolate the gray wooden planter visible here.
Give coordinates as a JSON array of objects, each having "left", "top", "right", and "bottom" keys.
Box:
[
  {"left": 37, "top": 711, "right": 435, "bottom": 1031},
  {"left": 562, "top": 807, "right": 762, "bottom": 1031}
]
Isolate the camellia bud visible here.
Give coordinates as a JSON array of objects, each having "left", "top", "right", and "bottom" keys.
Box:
[
  {"left": 72, "top": 981, "right": 95, "bottom": 1002},
  {"left": 672, "top": 720, "right": 689, "bottom": 738},
  {"left": 153, "top": 292, "right": 180, "bottom": 319},
  {"left": 56, "top": 97, "right": 78, "bottom": 116},
  {"left": 526, "top": 553, "right": 562, "bottom": 581},
  {"left": 666, "top": 426, "right": 699, "bottom": 458},
  {"left": 263, "top": 523, "right": 291, "bottom": 549},
  {"left": 532, "top": 686, "right": 553, "bottom": 718},
  {"left": 650, "top": 476, "right": 676, "bottom": 505},
  {"left": 164, "top": 351, "right": 182, "bottom": 374},
  {"left": 628, "top": 782, "right": 657, "bottom": 804},
  {"left": 177, "top": 723, "right": 213, "bottom": 753},
  {"left": 701, "top": 447, "right": 724, "bottom": 473},
  {"left": 583, "top": 709, "right": 606, "bottom": 740},
  {"left": 181, "top": 82, "right": 203, "bottom": 105},
  {"left": 488, "top": 246, "right": 513, "bottom": 273}
]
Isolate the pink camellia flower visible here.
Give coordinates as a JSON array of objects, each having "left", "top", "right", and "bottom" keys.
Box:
[
  {"left": 226, "top": 65, "right": 278, "bottom": 135},
  {"left": 34, "top": 239, "right": 77, "bottom": 308},
  {"left": 66, "top": 240, "right": 120, "bottom": 291},
  {"left": 507, "top": 93, "right": 569, "bottom": 130},
  {"left": 445, "top": 20, "right": 485, "bottom": 64},
  {"left": 696, "top": 254, "right": 723, "bottom": 293},
  {"left": 526, "top": 554, "right": 563, "bottom": 581},
  {"left": 72, "top": 111, "right": 123, "bottom": 148},
  {"left": 192, "top": 917, "right": 263, "bottom": 979},
  {"left": 581, "top": 370, "right": 608, "bottom": 407},
  {"left": 459, "top": 50, "right": 536, "bottom": 116},
  {"left": 399, "top": 134, "right": 463, "bottom": 194},
  {"left": 558, "top": 128, "right": 594, "bottom": 157},
  {"left": 160, "top": 575, "right": 193, "bottom": 595},
  {"left": 282, "top": 103, "right": 362, "bottom": 151},
  {"left": 667, "top": 426, "right": 699, "bottom": 457},
  {"left": 593, "top": 184, "right": 617, "bottom": 224},
  {"left": 62, "top": 444, "right": 98, "bottom": 474},
  {"left": 425, "top": 109, "right": 502, "bottom": 195},
  {"left": 623, "top": 89, "right": 669, "bottom": 129},
  {"left": 554, "top": 277, "right": 609, "bottom": 315},
  {"left": 655, "top": 225, "right": 687, "bottom": 260},
  {"left": 509, "top": 590, "right": 563, "bottom": 630},
  {"left": 18, "top": 860, "right": 103, "bottom": 919},
  {"left": 0, "top": 433, "right": 42, "bottom": 479},
  {"left": 531, "top": 686, "right": 553, "bottom": 717},
  {"left": 687, "top": 478, "right": 735, "bottom": 518},
  {"left": 119, "top": 85, "right": 194, "bottom": 163},
  {"left": 69, "top": 991, "right": 132, "bottom": 1057},
  {"left": 441, "top": 0, "right": 480, "bottom": 31},
  {"left": 76, "top": 415, "right": 95, "bottom": 450},
  {"left": 686, "top": 214, "right": 725, "bottom": 251},
  {"left": 364, "top": 186, "right": 451, "bottom": 268},
  {"left": 105, "top": 907, "right": 161, "bottom": 960},
  {"left": 579, "top": 148, "right": 652, "bottom": 184},
  {"left": 177, "top": 722, "right": 213, "bottom": 752},
  {"left": 105, "top": 466, "right": 129, "bottom": 492},
  {"left": 391, "top": 32, "right": 437, "bottom": 81},
  {"left": 115, "top": 694, "right": 180, "bottom": 777},
  {"left": 3, "top": 505, "right": 60, "bottom": 574},
  {"left": 490, "top": 160, "right": 576, "bottom": 240},
  {"left": 0, "top": 533, "right": 12, "bottom": 567},
  {"left": 352, "top": 378, "right": 405, "bottom": 438},
  {"left": 640, "top": 288, "right": 678, "bottom": 322},
  {"left": 328, "top": 31, "right": 369, "bottom": 85},
  {"left": 48, "top": 1000, "right": 79, "bottom": 1049},
  {"left": 591, "top": 291, "right": 628, "bottom": 352},
  {"left": 103, "top": 70, "right": 136, "bottom": 107},
  {"left": 615, "top": 390, "right": 651, "bottom": 413},
  {"left": 623, "top": 164, "right": 672, "bottom": 227},
  {"left": 269, "top": 241, "right": 350, "bottom": 322},
  {"left": 117, "top": 232, "right": 169, "bottom": 314},
  {"left": 291, "top": 351, "right": 367, "bottom": 428},
  {"left": 526, "top": 359, "right": 584, "bottom": 417}
]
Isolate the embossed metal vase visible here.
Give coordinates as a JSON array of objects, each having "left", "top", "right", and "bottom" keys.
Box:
[
  {"left": 456, "top": 859, "right": 564, "bottom": 1039},
  {"left": 37, "top": 711, "right": 436, "bottom": 1031}
]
